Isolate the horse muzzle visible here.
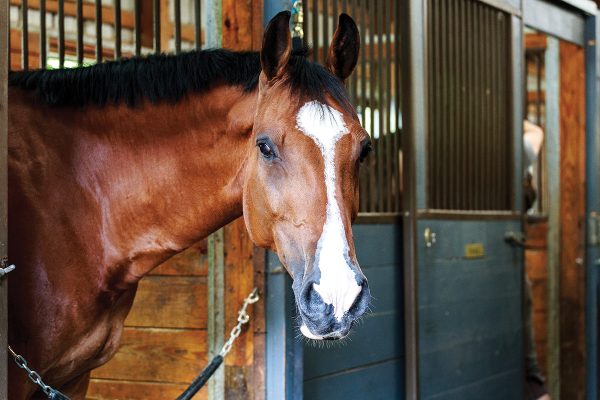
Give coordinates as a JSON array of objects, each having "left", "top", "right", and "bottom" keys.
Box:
[{"left": 296, "top": 276, "right": 370, "bottom": 340}]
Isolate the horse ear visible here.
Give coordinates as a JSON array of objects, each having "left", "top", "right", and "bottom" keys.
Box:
[
  {"left": 261, "top": 11, "right": 292, "bottom": 82},
  {"left": 326, "top": 14, "right": 360, "bottom": 82}
]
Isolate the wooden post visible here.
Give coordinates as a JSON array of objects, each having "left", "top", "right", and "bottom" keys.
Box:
[
  {"left": 203, "top": 2, "right": 223, "bottom": 399},
  {"left": 545, "top": 35, "right": 561, "bottom": 400},
  {"left": 0, "top": 0, "right": 8, "bottom": 397}
]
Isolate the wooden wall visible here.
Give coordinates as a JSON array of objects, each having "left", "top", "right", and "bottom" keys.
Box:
[
  {"left": 559, "top": 39, "right": 586, "bottom": 400},
  {"left": 88, "top": 2, "right": 265, "bottom": 399},
  {"left": 524, "top": 219, "right": 549, "bottom": 377}
]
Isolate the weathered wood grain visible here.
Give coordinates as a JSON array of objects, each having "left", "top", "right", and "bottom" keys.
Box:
[
  {"left": 559, "top": 40, "right": 586, "bottom": 400},
  {"left": 87, "top": 379, "right": 207, "bottom": 400},
  {"left": 91, "top": 328, "right": 207, "bottom": 383},
  {"left": 150, "top": 240, "right": 208, "bottom": 276},
  {"left": 125, "top": 276, "right": 207, "bottom": 329}
]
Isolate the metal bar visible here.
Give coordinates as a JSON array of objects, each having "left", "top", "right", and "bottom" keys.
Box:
[
  {"left": 134, "top": 0, "right": 141, "bottom": 55},
  {"left": 174, "top": 0, "right": 181, "bottom": 54},
  {"left": 21, "top": 0, "right": 28, "bottom": 70},
  {"left": 440, "top": 0, "right": 448, "bottom": 209},
  {"left": 459, "top": 0, "right": 466, "bottom": 209},
  {"left": 350, "top": 0, "right": 357, "bottom": 102},
  {"left": 58, "top": 0, "right": 64, "bottom": 67},
  {"left": 368, "top": 0, "right": 376, "bottom": 211},
  {"left": 39, "top": 0, "right": 46, "bottom": 67},
  {"left": 312, "top": 0, "right": 318, "bottom": 61},
  {"left": 385, "top": 0, "right": 392, "bottom": 211},
  {"left": 322, "top": 0, "right": 328, "bottom": 63},
  {"left": 395, "top": 0, "right": 402, "bottom": 212},
  {"left": 377, "top": 0, "right": 384, "bottom": 212},
  {"left": 76, "top": 0, "right": 83, "bottom": 65},
  {"left": 95, "top": 0, "right": 102, "bottom": 63},
  {"left": 153, "top": 0, "right": 160, "bottom": 53},
  {"left": 466, "top": 0, "right": 474, "bottom": 210},
  {"left": 194, "top": 0, "right": 201, "bottom": 49},
  {"left": 115, "top": 0, "right": 121, "bottom": 59}
]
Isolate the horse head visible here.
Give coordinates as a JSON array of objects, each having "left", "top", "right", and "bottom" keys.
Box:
[{"left": 243, "top": 11, "right": 371, "bottom": 340}]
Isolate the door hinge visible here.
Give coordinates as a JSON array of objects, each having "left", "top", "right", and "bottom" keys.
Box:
[{"left": 589, "top": 212, "right": 600, "bottom": 246}]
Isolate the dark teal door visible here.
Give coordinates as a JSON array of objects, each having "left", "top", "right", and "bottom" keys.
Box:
[
  {"left": 403, "top": 0, "right": 525, "bottom": 399},
  {"left": 303, "top": 223, "right": 405, "bottom": 400}
]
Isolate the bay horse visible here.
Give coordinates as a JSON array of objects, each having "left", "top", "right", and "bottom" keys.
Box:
[{"left": 7, "top": 11, "right": 371, "bottom": 399}]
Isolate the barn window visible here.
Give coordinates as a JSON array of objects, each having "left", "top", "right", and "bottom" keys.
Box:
[{"left": 426, "top": 0, "right": 513, "bottom": 211}]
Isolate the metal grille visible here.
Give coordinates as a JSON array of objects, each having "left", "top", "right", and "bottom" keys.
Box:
[
  {"left": 9, "top": 0, "right": 204, "bottom": 70},
  {"left": 427, "top": 0, "right": 513, "bottom": 211},
  {"left": 303, "top": 0, "right": 402, "bottom": 214}
]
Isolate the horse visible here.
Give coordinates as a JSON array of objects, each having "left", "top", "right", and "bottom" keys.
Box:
[{"left": 6, "top": 11, "right": 371, "bottom": 399}]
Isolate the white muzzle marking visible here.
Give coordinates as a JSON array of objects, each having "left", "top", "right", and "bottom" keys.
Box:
[{"left": 296, "top": 101, "right": 361, "bottom": 323}]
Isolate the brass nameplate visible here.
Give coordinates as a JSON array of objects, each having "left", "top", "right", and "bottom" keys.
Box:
[{"left": 464, "top": 243, "right": 485, "bottom": 259}]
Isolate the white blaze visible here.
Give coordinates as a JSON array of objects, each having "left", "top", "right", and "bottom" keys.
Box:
[{"left": 296, "top": 101, "right": 361, "bottom": 321}]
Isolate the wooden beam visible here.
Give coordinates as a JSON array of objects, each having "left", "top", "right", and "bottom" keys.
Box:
[{"left": 559, "top": 39, "right": 586, "bottom": 400}]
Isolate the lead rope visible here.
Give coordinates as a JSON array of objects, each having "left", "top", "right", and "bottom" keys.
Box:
[
  {"left": 176, "top": 287, "right": 260, "bottom": 400},
  {"left": 5, "top": 281, "right": 258, "bottom": 400}
]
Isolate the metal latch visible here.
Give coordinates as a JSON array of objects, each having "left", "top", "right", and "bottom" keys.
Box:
[
  {"left": 424, "top": 227, "right": 437, "bottom": 248},
  {"left": 0, "top": 258, "right": 15, "bottom": 278},
  {"left": 504, "top": 231, "right": 526, "bottom": 247}
]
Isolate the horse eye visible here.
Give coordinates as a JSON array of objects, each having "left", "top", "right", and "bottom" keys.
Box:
[
  {"left": 258, "top": 141, "right": 275, "bottom": 159},
  {"left": 359, "top": 141, "right": 372, "bottom": 162}
]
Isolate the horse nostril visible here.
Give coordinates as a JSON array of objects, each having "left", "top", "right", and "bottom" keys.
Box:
[
  {"left": 300, "top": 282, "right": 330, "bottom": 317},
  {"left": 348, "top": 279, "right": 370, "bottom": 318}
]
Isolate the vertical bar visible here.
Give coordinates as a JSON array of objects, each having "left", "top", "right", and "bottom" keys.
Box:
[
  {"left": 39, "top": 0, "right": 46, "bottom": 67},
  {"left": 115, "top": 0, "right": 122, "bottom": 59},
  {"left": 96, "top": 0, "right": 102, "bottom": 63},
  {"left": 0, "top": 0, "right": 8, "bottom": 394},
  {"left": 153, "top": 0, "right": 160, "bottom": 53},
  {"left": 58, "top": 0, "right": 64, "bottom": 67},
  {"left": 174, "top": 0, "right": 181, "bottom": 54},
  {"left": 395, "top": 0, "right": 402, "bottom": 212},
  {"left": 385, "top": 0, "right": 392, "bottom": 211},
  {"left": 458, "top": 0, "right": 466, "bottom": 209},
  {"left": 466, "top": 1, "right": 473, "bottom": 209},
  {"left": 545, "top": 35, "right": 561, "bottom": 399},
  {"left": 204, "top": 1, "right": 223, "bottom": 398},
  {"left": 440, "top": 0, "right": 448, "bottom": 209},
  {"left": 134, "top": 0, "right": 141, "bottom": 56},
  {"left": 377, "top": 0, "right": 384, "bottom": 212},
  {"left": 350, "top": 0, "right": 357, "bottom": 102},
  {"left": 312, "top": 0, "right": 318, "bottom": 61},
  {"left": 21, "top": 0, "right": 28, "bottom": 70},
  {"left": 368, "top": 0, "right": 376, "bottom": 211},
  {"left": 194, "top": 0, "right": 201, "bottom": 49},
  {"left": 429, "top": 0, "right": 436, "bottom": 208},
  {"left": 76, "top": 0, "right": 83, "bottom": 65},
  {"left": 322, "top": 0, "right": 328, "bottom": 63}
]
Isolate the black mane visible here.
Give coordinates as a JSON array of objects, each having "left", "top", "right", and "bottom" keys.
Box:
[{"left": 8, "top": 49, "right": 352, "bottom": 111}]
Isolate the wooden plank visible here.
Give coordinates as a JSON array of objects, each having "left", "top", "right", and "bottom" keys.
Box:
[
  {"left": 559, "top": 39, "right": 586, "bottom": 400},
  {"left": 91, "top": 328, "right": 207, "bottom": 383},
  {"left": 0, "top": 0, "right": 8, "bottom": 395},
  {"left": 304, "top": 359, "right": 404, "bottom": 400},
  {"left": 125, "top": 276, "right": 207, "bottom": 329},
  {"left": 304, "top": 312, "right": 403, "bottom": 380},
  {"left": 525, "top": 32, "right": 547, "bottom": 51},
  {"left": 150, "top": 240, "right": 207, "bottom": 276},
  {"left": 87, "top": 379, "right": 207, "bottom": 400}
]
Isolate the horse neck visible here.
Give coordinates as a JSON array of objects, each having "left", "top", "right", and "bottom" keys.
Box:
[{"left": 71, "top": 85, "right": 257, "bottom": 282}]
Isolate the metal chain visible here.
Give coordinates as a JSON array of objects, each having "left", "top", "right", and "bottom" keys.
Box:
[
  {"left": 8, "top": 345, "right": 70, "bottom": 399},
  {"left": 219, "top": 287, "right": 259, "bottom": 357}
]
